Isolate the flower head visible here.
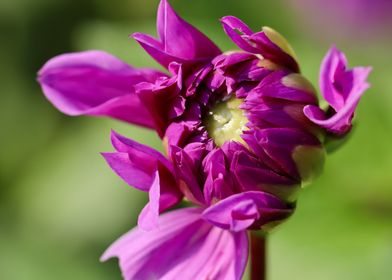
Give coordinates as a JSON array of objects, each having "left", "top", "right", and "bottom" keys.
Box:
[{"left": 37, "top": 1, "right": 371, "bottom": 279}]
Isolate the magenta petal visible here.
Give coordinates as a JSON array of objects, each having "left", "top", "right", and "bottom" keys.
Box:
[
  {"left": 37, "top": 50, "right": 165, "bottom": 128},
  {"left": 319, "top": 46, "right": 349, "bottom": 110},
  {"left": 203, "top": 191, "right": 292, "bottom": 232},
  {"left": 133, "top": 0, "right": 221, "bottom": 68},
  {"left": 221, "top": 16, "right": 299, "bottom": 72},
  {"left": 110, "top": 130, "right": 172, "bottom": 172},
  {"left": 157, "top": 0, "right": 221, "bottom": 59},
  {"left": 138, "top": 170, "right": 161, "bottom": 230},
  {"left": 101, "top": 208, "right": 248, "bottom": 280},
  {"left": 305, "top": 46, "right": 372, "bottom": 134},
  {"left": 102, "top": 131, "right": 172, "bottom": 190},
  {"left": 137, "top": 165, "right": 184, "bottom": 231},
  {"left": 245, "top": 128, "right": 321, "bottom": 179},
  {"left": 319, "top": 46, "right": 372, "bottom": 111},
  {"left": 170, "top": 145, "right": 206, "bottom": 205},
  {"left": 249, "top": 31, "right": 300, "bottom": 72},
  {"left": 220, "top": 16, "right": 259, "bottom": 53},
  {"left": 233, "top": 150, "right": 298, "bottom": 188},
  {"left": 102, "top": 131, "right": 182, "bottom": 230},
  {"left": 202, "top": 147, "right": 236, "bottom": 204},
  {"left": 136, "top": 66, "right": 184, "bottom": 137},
  {"left": 101, "top": 152, "right": 152, "bottom": 191},
  {"left": 132, "top": 33, "right": 180, "bottom": 69}
]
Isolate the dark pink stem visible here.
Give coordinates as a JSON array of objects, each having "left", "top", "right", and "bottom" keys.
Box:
[{"left": 250, "top": 232, "right": 266, "bottom": 280}]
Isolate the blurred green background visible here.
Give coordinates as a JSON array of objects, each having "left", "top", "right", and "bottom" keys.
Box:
[{"left": 1, "top": 0, "right": 391, "bottom": 279}]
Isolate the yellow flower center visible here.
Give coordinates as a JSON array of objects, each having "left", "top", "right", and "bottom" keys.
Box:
[{"left": 205, "top": 96, "right": 249, "bottom": 147}]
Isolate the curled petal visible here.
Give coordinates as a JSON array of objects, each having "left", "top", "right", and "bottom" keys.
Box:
[
  {"left": 203, "top": 191, "right": 294, "bottom": 232},
  {"left": 304, "top": 46, "right": 372, "bottom": 135},
  {"left": 102, "top": 131, "right": 182, "bottom": 230},
  {"left": 220, "top": 16, "right": 299, "bottom": 72},
  {"left": 220, "top": 16, "right": 258, "bottom": 53},
  {"left": 133, "top": 0, "right": 221, "bottom": 68},
  {"left": 37, "top": 50, "right": 165, "bottom": 128},
  {"left": 101, "top": 208, "right": 248, "bottom": 280}
]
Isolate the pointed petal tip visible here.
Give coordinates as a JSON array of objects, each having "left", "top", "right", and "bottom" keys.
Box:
[
  {"left": 109, "top": 129, "right": 120, "bottom": 139},
  {"left": 330, "top": 43, "right": 338, "bottom": 51},
  {"left": 109, "top": 130, "right": 121, "bottom": 147},
  {"left": 131, "top": 32, "right": 140, "bottom": 39},
  {"left": 99, "top": 251, "right": 111, "bottom": 262},
  {"left": 220, "top": 15, "right": 234, "bottom": 23},
  {"left": 100, "top": 244, "right": 120, "bottom": 263},
  {"left": 129, "top": 32, "right": 137, "bottom": 39},
  {"left": 133, "top": 0, "right": 222, "bottom": 69},
  {"left": 109, "top": 130, "right": 136, "bottom": 149},
  {"left": 131, "top": 32, "right": 145, "bottom": 40},
  {"left": 132, "top": 32, "right": 161, "bottom": 47},
  {"left": 363, "top": 66, "right": 373, "bottom": 76},
  {"left": 159, "top": 0, "right": 169, "bottom": 7},
  {"left": 219, "top": 15, "right": 252, "bottom": 33},
  {"left": 100, "top": 151, "right": 110, "bottom": 158}
]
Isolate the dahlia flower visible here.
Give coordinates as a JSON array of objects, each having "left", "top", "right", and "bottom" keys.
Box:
[{"left": 37, "top": 0, "right": 371, "bottom": 279}]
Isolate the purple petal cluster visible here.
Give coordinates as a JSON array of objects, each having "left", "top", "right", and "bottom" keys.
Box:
[{"left": 37, "top": 1, "right": 371, "bottom": 279}]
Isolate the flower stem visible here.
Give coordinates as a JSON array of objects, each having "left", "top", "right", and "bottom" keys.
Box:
[{"left": 250, "top": 232, "right": 266, "bottom": 280}]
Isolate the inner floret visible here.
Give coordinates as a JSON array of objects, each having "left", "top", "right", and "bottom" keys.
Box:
[{"left": 205, "top": 96, "right": 249, "bottom": 146}]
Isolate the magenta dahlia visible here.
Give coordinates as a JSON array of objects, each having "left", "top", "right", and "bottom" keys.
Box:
[{"left": 37, "top": 0, "right": 371, "bottom": 279}]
